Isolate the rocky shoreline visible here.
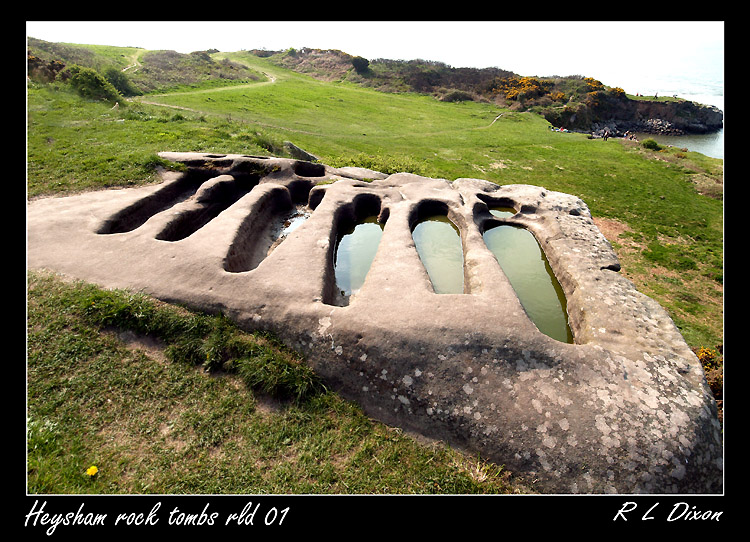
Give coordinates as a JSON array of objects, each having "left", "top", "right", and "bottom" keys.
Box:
[
  {"left": 590, "top": 118, "right": 686, "bottom": 138},
  {"left": 546, "top": 98, "right": 723, "bottom": 139},
  {"left": 589, "top": 115, "right": 721, "bottom": 139}
]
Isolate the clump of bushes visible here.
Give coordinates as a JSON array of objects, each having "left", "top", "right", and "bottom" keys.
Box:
[
  {"left": 695, "top": 346, "right": 722, "bottom": 422},
  {"left": 103, "top": 66, "right": 141, "bottom": 97},
  {"left": 583, "top": 77, "right": 604, "bottom": 92},
  {"left": 27, "top": 55, "right": 66, "bottom": 82},
  {"left": 439, "top": 89, "right": 475, "bottom": 102},
  {"left": 641, "top": 138, "right": 662, "bottom": 151},
  {"left": 352, "top": 56, "right": 370, "bottom": 74},
  {"left": 63, "top": 65, "right": 122, "bottom": 103},
  {"left": 696, "top": 346, "right": 722, "bottom": 371},
  {"left": 489, "top": 76, "right": 552, "bottom": 102}
]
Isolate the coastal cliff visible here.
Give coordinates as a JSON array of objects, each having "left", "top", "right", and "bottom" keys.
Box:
[{"left": 540, "top": 90, "right": 723, "bottom": 137}]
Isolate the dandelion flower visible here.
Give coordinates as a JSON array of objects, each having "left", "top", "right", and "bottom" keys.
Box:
[{"left": 86, "top": 465, "right": 98, "bottom": 477}]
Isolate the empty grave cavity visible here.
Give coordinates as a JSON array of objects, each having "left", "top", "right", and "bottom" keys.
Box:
[
  {"left": 326, "top": 193, "right": 387, "bottom": 306},
  {"left": 97, "top": 168, "right": 215, "bottom": 235},
  {"left": 482, "top": 222, "right": 573, "bottom": 343},
  {"left": 411, "top": 201, "right": 465, "bottom": 295},
  {"left": 156, "top": 173, "right": 260, "bottom": 242},
  {"left": 292, "top": 160, "right": 326, "bottom": 177}
]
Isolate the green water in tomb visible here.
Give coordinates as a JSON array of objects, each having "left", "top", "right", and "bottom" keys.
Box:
[
  {"left": 489, "top": 207, "right": 517, "bottom": 219},
  {"left": 335, "top": 207, "right": 572, "bottom": 343},
  {"left": 483, "top": 223, "right": 573, "bottom": 343},
  {"left": 334, "top": 216, "right": 384, "bottom": 297},
  {"left": 412, "top": 215, "right": 464, "bottom": 294}
]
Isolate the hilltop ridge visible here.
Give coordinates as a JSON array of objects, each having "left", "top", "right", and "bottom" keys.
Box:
[
  {"left": 27, "top": 39, "right": 723, "bottom": 138},
  {"left": 258, "top": 47, "right": 723, "bottom": 136}
]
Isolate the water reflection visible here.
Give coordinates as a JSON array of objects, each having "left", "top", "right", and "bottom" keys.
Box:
[
  {"left": 483, "top": 224, "right": 573, "bottom": 343},
  {"left": 489, "top": 206, "right": 517, "bottom": 219},
  {"left": 412, "top": 215, "right": 464, "bottom": 294},
  {"left": 334, "top": 216, "right": 384, "bottom": 297},
  {"left": 281, "top": 208, "right": 311, "bottom": 236},
  {"left": 633, "top": 130, "right": 723, "bottom": 159}
]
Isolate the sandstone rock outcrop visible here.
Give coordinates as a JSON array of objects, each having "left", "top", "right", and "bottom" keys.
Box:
[{"left": 27, "top": 153, "right": 723, "bottom": 493}]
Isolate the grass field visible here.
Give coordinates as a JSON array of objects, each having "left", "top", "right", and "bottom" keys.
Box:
[
  {"left": 26, "top": 48, "right": 723, "bottom": 494},
  {"left": 27, "top": 271, "right": 525, "bottom": 494}
]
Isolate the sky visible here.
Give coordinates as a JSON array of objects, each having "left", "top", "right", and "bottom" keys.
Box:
[{"left": 26, "top": 20, "right": 724, "bottom": 96}]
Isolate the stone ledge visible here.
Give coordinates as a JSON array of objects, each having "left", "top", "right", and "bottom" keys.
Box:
[{"left": 27, "top": 152, "right": 723, "bottom": 493}]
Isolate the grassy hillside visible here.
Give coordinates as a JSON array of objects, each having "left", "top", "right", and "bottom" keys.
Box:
[{"left": 26, "top": 41, "right": 723, "bottom": 493}]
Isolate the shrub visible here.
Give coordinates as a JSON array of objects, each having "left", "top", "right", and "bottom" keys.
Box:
[
  {"left": 642, "top": 138, "right": 662, "bottom": 151},
  {"left": 104, "top": 67, "right": 141, "bottom": 97},
  {"left": 352, "top": 56, "right": 370, "bottom": 74},
  {"left": 440, "top": 89, "right": 475, "bottom": 102},
  {"left": 549, "top": 91, "right": 566, "bottom": 102},
  {"left": 490, "top": 76, "right": 552, "bottom": 102},
  {"left": 27, "top": 55, "right": 66, "bottom": 82},
  {"left": 696, "top": 347, "right": 720, "bottom": 369},
  {"left": 64, "top": 65, "right": 122, "bottom": 103},
  {"left": 583, "top": 77, "right": 604, "bottom": 92},
  {"left": 695, "top": 346, "right": 722, "bottom": 406}
]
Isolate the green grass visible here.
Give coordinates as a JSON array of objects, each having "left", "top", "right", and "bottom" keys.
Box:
[
  {"left": 27, "top": 83, "right": 290, "bottom": 197},
  {"left": 137, "top": 53, "right": 723, "bottom": 222},
  {"left": 26, "top": 49, "right": 723, "bottom": 493},
  {"left": 27, "top": 271, "right": 524, "bottom": 494},
  {"left": 29, "top": 38, "right": 144, "bottom": 72}
]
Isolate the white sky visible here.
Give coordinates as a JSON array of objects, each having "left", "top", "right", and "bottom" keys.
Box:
[{"left": 26, "top": 20, "right": 724, "bottom": 92}]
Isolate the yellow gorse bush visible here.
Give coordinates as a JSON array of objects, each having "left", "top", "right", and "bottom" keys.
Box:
[
  {"left": 696, "top": 347, "right": 720, "bottom": 370},
  {"left": 491, "top": 76, "right": 551, "bottom": 101},
  {"left": 549, "top": 91, "right": 566, "bottom": 102},
  {"left": 583, "top": 77, "right": 604, "bottom": 91}
]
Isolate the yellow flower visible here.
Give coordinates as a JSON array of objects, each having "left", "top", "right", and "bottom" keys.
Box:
[{"left": 86, "top": 465, "right": 98, "bottom": 477}]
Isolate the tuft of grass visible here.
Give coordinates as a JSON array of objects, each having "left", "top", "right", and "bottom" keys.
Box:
[{"left": 78, "top": 286, "right": 325, "bottom": 403}]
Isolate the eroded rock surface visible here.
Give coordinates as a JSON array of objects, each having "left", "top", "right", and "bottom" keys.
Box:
[{"left": 27, "top": 152, "right": 723, "bottom": 493}]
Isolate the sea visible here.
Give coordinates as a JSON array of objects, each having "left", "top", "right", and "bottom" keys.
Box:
[{"left": 601, "top": 71, "right": 724, "bottom": 160}]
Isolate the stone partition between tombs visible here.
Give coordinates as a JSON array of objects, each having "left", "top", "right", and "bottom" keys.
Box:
[{"left": 26, "top": 152, "right": 723, "bottom": 494}]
